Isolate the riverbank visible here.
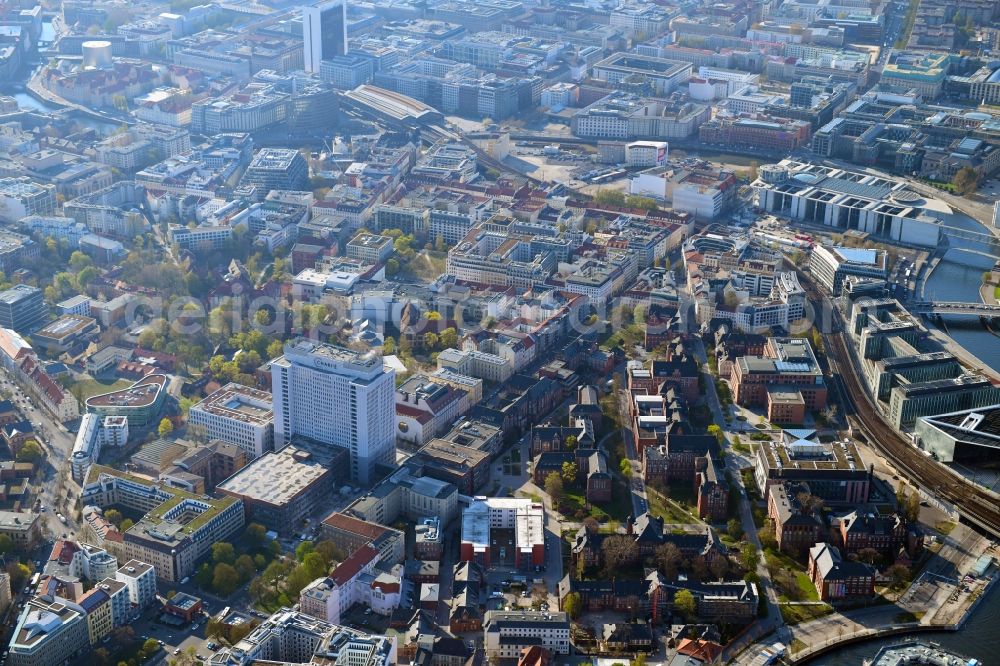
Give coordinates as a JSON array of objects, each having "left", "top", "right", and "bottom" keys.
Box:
[{"left": 786, "top": 525, "right": 998, "bottom": 663}]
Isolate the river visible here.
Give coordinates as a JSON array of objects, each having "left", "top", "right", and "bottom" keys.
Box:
[
  {"left": 821, "top": 212, "right": 1000, "bottom": 663},
  {"left": 815, "top": 579, "right": 1000, "bottom": 665},
  {"left": 921, "top": 212, "right": 1000, "bottom": 375}
]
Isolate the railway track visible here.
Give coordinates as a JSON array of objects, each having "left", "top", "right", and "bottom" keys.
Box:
[{"left": 822, "top": 310, "right": 1000, "bottom": 538}]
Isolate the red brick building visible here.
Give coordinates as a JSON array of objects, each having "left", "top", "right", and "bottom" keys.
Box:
[
  {"left": 808, "top": 543, "right": 876, "bottom": 601},
  {"left": 731, "top": 337, "right": 828, "bottom": 413},
  {"left": 699, "top": 114, "right": 811, "bottom": 153}
]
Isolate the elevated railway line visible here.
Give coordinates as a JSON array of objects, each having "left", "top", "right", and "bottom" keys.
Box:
[{"left": 799, "top": 272, "right": 1000, "bottom": 537}]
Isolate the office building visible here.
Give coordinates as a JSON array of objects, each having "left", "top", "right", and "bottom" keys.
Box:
[
  {"left": 188, "top": 383, "right": 275, "bottom": 459},
  {"left": 241, "top": 148, "right": 309, "bottom": 195},
  {"left": 752, "top": 160, "right": 944, "bottom": 248},
  {"left": 271, "top": 339, "right": 395, "bottom": 484},
  {"left": 0, "top": 285, "right": 45, "bottom": 334},
  {"left": 85, "top": 374, "right": 168, "bottom": 428},
  {"left": 754, "top": 430, "right": 871, "bottom": 504},
  {"left": 915, "top": 405, "right": 1000, "bottom": 465},
  {"left": 304, "top": 0, "right": 347, "bottom": 73},
  {"left": 809, "top": 245, "right": 888, "bottom": 295},
  {"left": 888, "top": 375, "right": 1000, "bottom": 430},
  {"left": 731, "top": 338, "right": 828, "bottom": 417},
  {"left": 210, "top": 609, "right": 396, "bottom": 666}
]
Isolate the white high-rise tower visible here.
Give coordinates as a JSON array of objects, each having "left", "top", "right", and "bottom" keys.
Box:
[{"left": 271, "top": 338, "right": 395, "bottom": 483}]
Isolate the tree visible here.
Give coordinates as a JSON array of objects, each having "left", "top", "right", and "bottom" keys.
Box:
[
  {"left": 709, "top": 556, "right": 729, "bottom": 581},
  {"left": 619, "top": 458, "right": 631, "bottom": 475},
  {"left": 561, "top": 461, "right": 578, "bottom": 484},
  {"left": 0, "top": 534, "right": 13, "bottom": 555},
  {"left": 727, "top": 518, "right": 744, "bottom": 540},
  {"left": 423, "top": 332, "right": 439, "bottom": 350},
  {"left": 235, "top": 554, "right": 257, "bottom": 581},
  {"left": 120, "top": 518, "right": 134, "bottom": 531},
  {"left": 887, "top": 563, "right": 911, "bottom": 587},
  {"left": 601, "top": 534, "right": 637, "bottom": 577},
  {"left": 563, "top": 591, "right": 582, "bottom": 619},
  {"left": 195, "top": 562, "right": 212, "bottom": 589},
  {"left": 624, "top": 195, "right": 659, "bottom": 211},
  {"left": 707, "top": 424, "right": 724, "bottom": 445},
  {"left": 142, "top": 638, "right": 160, "bottom": 655},
  {"left": 68, "top": 250, "right": 92, "bottom": 272},
  {"left": 16, "top": 440, "right": 43, "bottom": 465},
  {"left": 740, "top": 543, "right": 759, "bottom": 572},
  {"left": 296, "top": 540, "right": 315, "bottom": 561},
  {"left": 674, "top": 588, "right": 697, "bottom": 620},
  {"left": 212, "top": 563, "right": 240, "bottom": 596},
  {"left": 583, "top": 516, "right": 600, "bottom": 533},
  {"left": 382, "top": 337, "right": 396, "bottom": 355},
  {"left": 439, "top": 328, "right": 458, "bottom": 350},
  {"left": 759, "top": 520, "right": 777, "bottom": 550},
  {"left": 594, "top": 189, "right": 626, "bottom": 207},
  {"left": 211, "top": 542, "right": 236, "bottom": 565},
  {"left": 385, "top": 258, "right": 400, "bottom": 276},
  {"left": 857, "top": 548, "right": 882, "bottom": 566},
  {"left": 952, "top": 166, "right": 979, "bottom": 196},
  {"left": 303, "top": 551, "right": 328, "bottom": 579},
  {"left": 158, "top": 418, "right": 174, "bottom": 438},
  {"left": 544, "top": 472, "right": 564, "bottom": 507},
  {"left": 6, "top": 562, "right": 30, "bottom": 590},
  {"left": 245, "top": 523, "right": 267, "bottom": 546},
  {"left": 104, "top": 509, "right": 123, "bottom": 527},
  {"left": 656, "top": 542, "right": 682, "bottom": 579},
  {"left": 314, "top": 539, "right": 345, "bottom": 564}
]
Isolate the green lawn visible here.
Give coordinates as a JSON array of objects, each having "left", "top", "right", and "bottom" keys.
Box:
[
  {"left": 558, "top": 479, "right": 633, "bottom": 523},
  {"left": 780, "top": 602, "right": 833, "bottom": 625},
  {"left": 765, "top": 548, "right": 820, "bottom": 602},
  {"left": 646, "top": 486, "right": 699, "bottom": 524},
  {"left": 71, "top": 377, "right": 133, "bottom": 400}
]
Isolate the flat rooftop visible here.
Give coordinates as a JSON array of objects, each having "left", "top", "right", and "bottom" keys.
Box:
[
  {"left": 86, "top": 374, "right": 167, "bottom": 409},
  {"left": 191, "top": 382, "right": 272, "bottom": 426},
  {"left": 760, "top": 435, "right": 867, "bottom": 473},
  {"left": 216, "top": 442, "right": 332, "bottom": 508},
  {"left": 34, "top": 315, "right": 96, "bottom": 340}
]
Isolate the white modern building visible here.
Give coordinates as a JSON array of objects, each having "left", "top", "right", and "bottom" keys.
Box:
[
  {"left": 115, "top": 560, "right": 156, "bottom": 609},
  {"left": 753, "top": 160, "right": 944, "bottom": 247},
  {"left": 271, "top": 339, "right": 395, "bottom": 484},
  {"left": 483, "top": 610, "right": 571, "bottom": 659},
  {"left": 189, "top": 382, "right": 274, "bottom": 459},
  {"left": 809, "top": 245, "right": 889, "bottom": 295}
]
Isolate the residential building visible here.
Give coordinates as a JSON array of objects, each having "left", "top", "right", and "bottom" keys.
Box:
[
  {"left": 271, "top": 339, "right": 396, "bottom": 484},
  {"left": 115, "top": 560, "right": 155, "bottom": 609},
  {"left": 8, "top": 595, "right": 90, "bottom": 666}
]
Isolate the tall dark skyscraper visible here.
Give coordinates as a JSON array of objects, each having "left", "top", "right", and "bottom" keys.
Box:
[{"left": 303, "top": 0, "right": 347, "bottom": 74}]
